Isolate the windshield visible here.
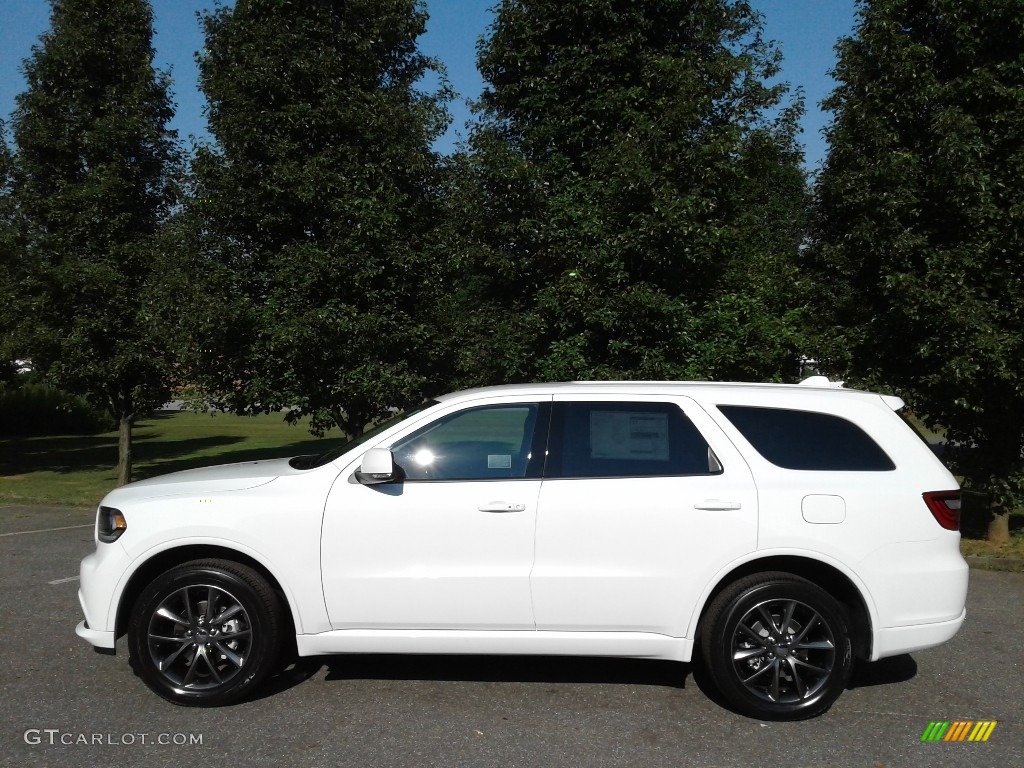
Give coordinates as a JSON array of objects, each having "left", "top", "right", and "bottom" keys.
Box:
[{"left": 289, "top": 401, "right": 438, "bottom": 470}]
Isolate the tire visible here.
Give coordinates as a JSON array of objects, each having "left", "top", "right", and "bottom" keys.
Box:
[
  {"left": 699, "top": 572, "right": 854, "bottom": 720},
  {"left": 128, "top": 559, "right": 282, "bottom": 706}
]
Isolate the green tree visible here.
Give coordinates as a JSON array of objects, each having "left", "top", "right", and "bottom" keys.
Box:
[
  {"left": 6, "top": 0, "right": 182, "bottom": 484},
  {"left": 0, "top": 123, "right": 18, "bottom": 364},
  {"left": 440, "top": 0, "right": 807, "bottom": 385},
  {"left": 807, "top": 0, "right": 1024, "bottom": 542},
  {"left": 191, "top": 0, "right": 449, "bottom": 440}
]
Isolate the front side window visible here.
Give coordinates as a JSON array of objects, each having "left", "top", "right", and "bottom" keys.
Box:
[
  {"left": 546, "top": 401, "right": 720, "bottom": 478},
  {"left": 390, "top": 403, "right": 546, "bottom": 481},
  {"left": 717, "top": 405, "right": 895, "bottom": 471}
]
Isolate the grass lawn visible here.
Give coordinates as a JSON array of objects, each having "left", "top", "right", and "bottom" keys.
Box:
[
  {"left": 958, "top": 489, "right": 1024, "bottom": 560},
  {"left": 0, "top": 410, "right": 347, "bottom": 508},
  {"left": 960, "top": 534, "right": 1024, "bottom": 559}
]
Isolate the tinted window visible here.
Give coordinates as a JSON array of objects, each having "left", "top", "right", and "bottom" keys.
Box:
[
  {"left": 391, "top": 404, "right": 546, "bottom": 481},
  {"left": 718, "top": 405, "right": 895, "bottom": 471},
  {"left": 547, "top": 402, "right": 719, "bottom": 478}
]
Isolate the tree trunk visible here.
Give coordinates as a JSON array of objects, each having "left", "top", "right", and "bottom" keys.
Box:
[
  {"left": 117, "top": 414, "right": 134, "bottom": 486},
  {"left": 987, "top": 510, "right": 1011, "bottom": 545},
  {"left": 332, "top": 407, "right": 365, "bottom": 443},
  {"left": 347, "top": 419, "right": 366, "bottom": 442}
]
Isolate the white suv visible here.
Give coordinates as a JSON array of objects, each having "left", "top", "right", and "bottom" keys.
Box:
[{"left": 76, "top": 379, "right": 967, "bottom": 720}]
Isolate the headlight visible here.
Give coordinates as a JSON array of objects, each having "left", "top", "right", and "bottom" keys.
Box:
[{"left": 97, "top": 506, "right": 127, "bottom": 543}]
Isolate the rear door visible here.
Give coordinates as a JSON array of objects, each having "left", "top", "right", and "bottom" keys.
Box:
[{"left": 530, "top": 395, "right": 758, "bottom": 637}]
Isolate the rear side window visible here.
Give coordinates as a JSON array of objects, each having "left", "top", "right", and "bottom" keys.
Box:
[
  {"left": 547, "top": 401, "right": 720, "bottom": 478},
  {"left": 718, "top": 405, "right": 895, "bottom": 471}
]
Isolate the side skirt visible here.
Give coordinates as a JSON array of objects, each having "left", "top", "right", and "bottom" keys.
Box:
[{"left": 295, "top": 629, "right": 691, "bottom": 662}]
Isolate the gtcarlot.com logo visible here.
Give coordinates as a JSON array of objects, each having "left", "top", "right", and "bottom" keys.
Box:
[
  {"left": 24, "top": 729, "right": 203, "bottom": 746},
  {"left": 921, "top": 721, "right": 998, "bottom": 743}
]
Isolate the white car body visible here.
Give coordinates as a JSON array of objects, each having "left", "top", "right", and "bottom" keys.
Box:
[{"left": 76, "top": 380, "right": 968, "bottom": 718}]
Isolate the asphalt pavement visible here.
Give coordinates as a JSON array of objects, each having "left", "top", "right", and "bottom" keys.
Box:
[{"left": 0, "top": 504, "right": 1020, "bottom": 768}]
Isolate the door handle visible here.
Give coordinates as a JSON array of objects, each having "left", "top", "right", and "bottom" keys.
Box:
[
  {"left": 478, "top": 502, "right": 527, "bottom": 513},
  {"left": 694, "top": 500, "right": 742, "bottom": 511}
]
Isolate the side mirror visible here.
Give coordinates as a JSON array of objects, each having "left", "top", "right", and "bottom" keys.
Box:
[{"left": 355, "top": 447, "right": 403, "bottom": 485}]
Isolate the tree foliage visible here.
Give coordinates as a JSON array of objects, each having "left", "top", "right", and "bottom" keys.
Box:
[
  {"left": 807, "top": 0, "right": 1024, "bottom": 540},
  {"left": 439, "top": 0, "right": 808, "bottom": 386},
  {"left": 190, "top": 0, "right": 449, "bottom": 439},
  {"left": 5, "top": 0, "right": 182, "bottom": 484},
  {"left": 0, "top": 123, "right": 18, "bottom": 358}
]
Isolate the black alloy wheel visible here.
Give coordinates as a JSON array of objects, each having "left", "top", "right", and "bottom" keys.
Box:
[
  {"left": 128, "top": 559, "right": 282, "bottom": 706},
  {"left": 700, "top": 572, "right": 854, "bottom": 720}
]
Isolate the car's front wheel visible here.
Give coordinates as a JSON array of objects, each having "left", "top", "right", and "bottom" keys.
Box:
[
  {"left": 700, "top": 572, "right": 854, "bottom": 720},
  {"left": 128, "top": 559, "right": 282, "bottom": 706}
]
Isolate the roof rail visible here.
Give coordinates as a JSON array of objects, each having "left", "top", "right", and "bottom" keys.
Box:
[{"left": 799, "top": 375, "right": 846, "bottom": 389}]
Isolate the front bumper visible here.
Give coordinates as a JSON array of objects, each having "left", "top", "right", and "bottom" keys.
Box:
[
  {"left": 75, "top": 619, "right": 116, "bottom": 651},
  {"left": 76, "top": 541, "right": 131, "bottom": 650}
]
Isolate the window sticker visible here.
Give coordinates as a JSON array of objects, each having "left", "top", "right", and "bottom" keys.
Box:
[
  {"left": 590, "top": 411, "right": 670, "bottom": 461},
  {"left": 487, "top": 454, "right": 512, "bottom": 469}
]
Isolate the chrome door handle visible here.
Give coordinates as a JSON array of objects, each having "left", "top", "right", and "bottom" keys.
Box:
[
  {"left": 694, "top": 500, "right": 742, "bottom": 511},
  {"left": 478, "top": 502, "right": 527, "bottom": 513}
]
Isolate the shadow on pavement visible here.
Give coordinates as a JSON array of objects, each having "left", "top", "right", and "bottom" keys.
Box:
[
  {"left": 847, "top": 653, "right": 918, "bottom": 689},
  {"left": 252, "top": 654, "right": 691, "bottom": 702}
]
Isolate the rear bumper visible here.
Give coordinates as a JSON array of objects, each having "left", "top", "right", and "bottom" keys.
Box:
[
  {"left": 858, "top": 537, "right": 969, "bottom": 641},
  {"left": 871, "top": 608, "right": 966, "bottom": 660}
]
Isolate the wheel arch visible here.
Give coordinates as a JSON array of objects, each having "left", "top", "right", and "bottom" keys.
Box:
[
  {"left": 115, "top": 545, "right": 296, "bottom": 643},
  {"left": 693, "top": 555, "right": 873, "bottom": 660}
]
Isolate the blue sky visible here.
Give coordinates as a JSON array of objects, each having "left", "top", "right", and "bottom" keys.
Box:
[{"left": 0, "top": 0, "right": 858, "bottom": 170}]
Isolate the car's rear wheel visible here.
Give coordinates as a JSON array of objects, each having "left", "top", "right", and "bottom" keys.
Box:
[
  {"left": 700, "top": 572, "right": 853, "bottom": 720},
  {"left": 128, "top": 559, "right": 281, "bottom": 706}
]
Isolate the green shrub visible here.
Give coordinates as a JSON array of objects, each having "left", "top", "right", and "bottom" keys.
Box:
[{"left": 0, "top": 383, "right": 114, "bottom": 436}]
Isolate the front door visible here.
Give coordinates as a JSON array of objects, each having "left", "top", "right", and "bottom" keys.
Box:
[{"left": 321, "top": 398, "right": 550, "bottom": 630}]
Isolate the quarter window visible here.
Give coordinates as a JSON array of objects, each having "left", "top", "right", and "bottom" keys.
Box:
[
  {"left": 390, "top": 403, "right": 545, "bottom": 481},
  {"left": 717, "top": 405, "right": 895, "bottom": 471},
  {"left": 547, "top": 402, "right": 720, "bottom": 478}
]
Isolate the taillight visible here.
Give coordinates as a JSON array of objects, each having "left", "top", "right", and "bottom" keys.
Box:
[{"left": 923, "top": 491, "right": 961, "bottom": 531}]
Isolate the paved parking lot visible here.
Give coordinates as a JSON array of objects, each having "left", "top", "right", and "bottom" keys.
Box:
[{"left": 0, "top": 504, "right": 1020, "bottom": 768}]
